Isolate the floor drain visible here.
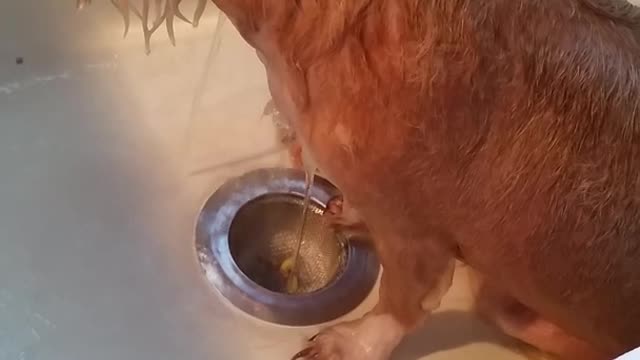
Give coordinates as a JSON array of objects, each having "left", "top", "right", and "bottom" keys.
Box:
[
  {"left": 229, "top": 194, "right": 346, "bottom": 294},
  {"left": 196, "top": 168, "right": 379, "bottom": 326}
]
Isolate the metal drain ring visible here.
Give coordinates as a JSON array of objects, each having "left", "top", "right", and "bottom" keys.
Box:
[{"left": 195, "top": 168, "right": 380, "bottom": 327}]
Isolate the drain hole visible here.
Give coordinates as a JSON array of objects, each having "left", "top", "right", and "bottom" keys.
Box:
[{"left": 228, "top": 194, "right": 346, "bottom": 294}]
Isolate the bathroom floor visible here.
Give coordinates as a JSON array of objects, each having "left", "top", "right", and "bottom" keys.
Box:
[{"left": 0, "top": 2, "right": 526, "bottom": 359}]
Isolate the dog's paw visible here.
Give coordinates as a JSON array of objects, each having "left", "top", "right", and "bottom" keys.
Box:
[
  {"left": 292, "top": 316, "right": 404, "bottom": 360},
  {"left": 287, "top": 142, "right": 304, "bottom": 169},
  {"left": 325, "top": 196, "right": 369, "bottom": 237},
  {"left": 325, "top": 195, "right": 345, "bottom": 216}
]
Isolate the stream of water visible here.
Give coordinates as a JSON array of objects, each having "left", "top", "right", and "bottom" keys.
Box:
[{"left": 283, "top": 145, "right": 317, "bottom": 294}]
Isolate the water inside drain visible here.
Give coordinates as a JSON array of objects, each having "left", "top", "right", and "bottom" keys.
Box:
[
  {"left": 228, "top": 194, "right": 346, "bottom": 294},
  {"left": 282, "top": 169, "right": 316, "bottom": 293}
]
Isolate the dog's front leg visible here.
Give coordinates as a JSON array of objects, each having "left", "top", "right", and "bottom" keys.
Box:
[{"left": 293, "top": 227, "right": 456, "bottom": 360}]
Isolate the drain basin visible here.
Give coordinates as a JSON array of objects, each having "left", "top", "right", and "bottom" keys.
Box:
[
  {"left": 196, "top": 168, "right": 379, "bottom": 326},
  {"left": 229, "top": 194, "right": 346, "bottom": 294}
]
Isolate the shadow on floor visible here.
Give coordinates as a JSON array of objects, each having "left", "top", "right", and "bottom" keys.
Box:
[{"left": 392, "top": 310, "right": 515, "bottom": 360}]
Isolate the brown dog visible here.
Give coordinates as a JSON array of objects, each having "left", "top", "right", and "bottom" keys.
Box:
[
  {"left": 210, "top": 0, "right": 640, "bottom": 359},
  {"left": 98, "top": 0, "right": 640, "bottom": 358}
]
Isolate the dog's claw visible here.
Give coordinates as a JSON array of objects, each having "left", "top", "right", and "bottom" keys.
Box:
[{"left": 291, "top": 346, "right": 316, "bottom": 359}]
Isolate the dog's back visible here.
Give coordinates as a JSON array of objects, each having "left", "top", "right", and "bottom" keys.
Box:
[
  {"left": 271, "top": 0, "right": 640, "bottom": 353},
  {"left": 391, "top": 0, "right": 640, "bottom": 352},
  {"left": 440, "top": 1, "right": 640, "bottom": 351}
]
